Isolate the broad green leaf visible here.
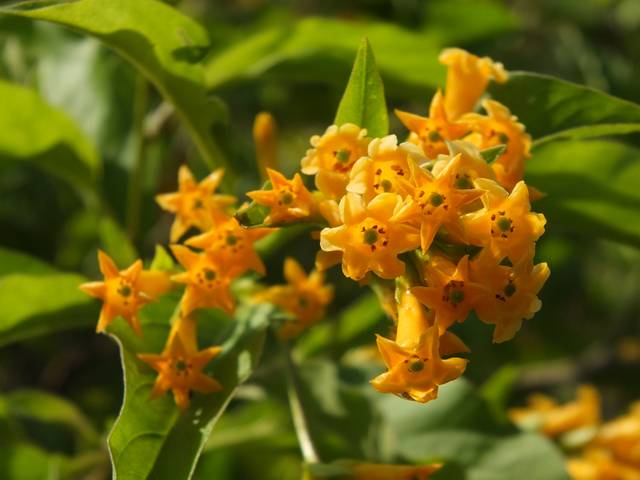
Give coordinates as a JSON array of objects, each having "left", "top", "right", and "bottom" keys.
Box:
[
  {"left": 526, "top": 139, "right": 640, "bottom": 247},
  {"left": 108, "top": 301, "right": 273, "bottom": 479},
  {"left": 334, "top": 39, "right": 388, "bottom": 137},
  {"left": 0, "top": 79, "right": 99, "bottom": 192},
  {"left": 1, "top": 0, "right": 227, "bottom": 172},
  {"left": 489, "top": 72, "right": 640, "bottom": 146},
  {"left": 0, "top": 247, "right": 96, "bottom": 347},
  {"left": 205, "top": 17, "right": 443, "bottom": 95}
]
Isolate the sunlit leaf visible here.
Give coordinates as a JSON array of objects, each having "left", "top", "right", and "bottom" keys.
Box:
[
  {"left": 1, "top": 0, "right": 228, "bottom": 172},
  {"left": 489, "top": 72, "right": 640, "bottom": 146},
  {"left": 335, "top": 39, "right": 388, "bottom": 137}
]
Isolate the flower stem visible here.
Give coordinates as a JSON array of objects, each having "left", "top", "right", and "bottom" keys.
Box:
[{"left": 281, "top": 342, "right": 320, "bottom": 463}]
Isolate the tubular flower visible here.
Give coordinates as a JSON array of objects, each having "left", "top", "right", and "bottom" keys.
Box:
[
  {"left": 412, "top": 255, "right": 487, "bottom": 332},
  {"left": 247, "top": 168, "right": 314, "bottom": 224},
  {"left": 348, "top": 135, "right": 426, "bottom": 201},
  {"left": 156, "top": 166, "right": 236, "bottom": 242},
  {"left": 255, "top": 258, "right": 333, "bottom": 339},
  {"left": 470, "top": 251, "right": 550, "bottom": 343},
  {"left": 253, "top": 111, "right": 278, "bottom": 181},
  {"left": 391, "top": 153, "right": 485, "bottom": 252},
  {"left": 137, "top": 324, "right": 222, "bottom": 409},
  {"left": 351, "top": 462, "right": 442, "bottom": 480},
  {"left": 371, "top": 321, "right": 468, "bottom": 403},
  {"left": 439, "top": 48, "right": 508, "bottom": 120},
  {"left": 461, "top": 99, "right": 532, "bottom": 190},
  {"left": 170, "top": 245, "right": 235, "bottom": 315},
  {"left": 320, "top": 193, "right": 420, "bottom": 281},
  {"left": 301, "top": 123, "right": 370, "bottom": 199},
  {"left": 80, "top": 250, "right": 171, "bottom": 336},
  {"left": 509, "top": 385, "right": 601, "bottom": 438},
  {"left": 463, "top": 179, "right": 545, "bottom": 263},
  {"left": 395, "top": 90, "right": 470, "bottom": 159},
  {"left": 186, "top": 216, "right": 272, "bottom": 277}
]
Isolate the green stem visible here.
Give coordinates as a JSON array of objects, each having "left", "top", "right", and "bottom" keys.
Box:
[
  {"left": 126, "top": 73, "right": 148, "bottom": 241},
  {"left": 282, "top": 342, "right": 320, "bottom": 463}
]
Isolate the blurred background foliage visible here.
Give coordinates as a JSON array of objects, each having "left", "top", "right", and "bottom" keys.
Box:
[{"left": 0, "top": 0, "right": 639, "bottom": 479}]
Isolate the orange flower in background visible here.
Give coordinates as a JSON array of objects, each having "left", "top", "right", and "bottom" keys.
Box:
[
  {"left": 509, "top": 385, "right": 601, "bottom": 438},
  {"left": 156, "top": 166, "right": 236, "bottom": 242},
  {"left": 186, "top": 216, "right": 272, "bottom": 276},
  {"left": 80, "top": 250, "right": 171, "bottom": 336},
  {"left": 301, "top": 123, "right": 370, "bottom": 198},
  {"left": 371, "top": 321, "right": 468, "bottom": 403},
  {"left": 253, "top": 111, "right": 278, "bottom": 181},
  {"left": 461, "top": 99, "right": 532, "bottom": 190},
  {"left": 320, "top": 193, "right": 420, "bottom": 280},
  {"left": 568, "top": 448, "right": 640, "bottom": 480},
  {"left": 170, "top": 245, "right": 235, "bottom": 315},
  {"left": 412, "top": 255, "right": 487, "bottom": 332},
  {"left": 463, "top": 179, "right": 545, "bottom": 263},
  {"left": 391, "top": 153, "right": 484, "bottom": 252},
  {"left": 255, "top": 257, "right": 333, "bottom": 339},
  {"left": 247, "top": 168, "right": 314, "bottom": 224},
  {"left": 439, "top": 48, "right": 508, "bottom": 120},
  {"left": 470, "top": 251, "right": 550, "bottom": 343},
  {"left": 395, "top": 90, "right": 469, "bottom": 159},
  {"left": 348, "top": 135, "right": 425, "bottom": 201},
  {"left": 595, "top": 402, "right": 640, "bottom": 468},
  {"left": 138, "top": 322, "right": 223, "bottom": 409}
]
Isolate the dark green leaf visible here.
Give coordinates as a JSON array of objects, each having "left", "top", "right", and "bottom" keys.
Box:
[
  {"left": 1, "top": 0, "right": 228, "bottom": 172},
  {"left": 489, "top": 72, "right": 640, "bottom": 146},
  {"left": 335, "top": 39, "right": 388, "bottom": 137}
]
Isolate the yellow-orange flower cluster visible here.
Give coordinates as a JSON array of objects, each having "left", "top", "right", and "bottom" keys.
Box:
[{"left": 510, "top": 386, "right": 640, "bottom": 480}]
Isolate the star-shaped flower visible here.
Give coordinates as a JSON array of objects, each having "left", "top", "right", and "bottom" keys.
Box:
[
  {"left": 301, "top": 123, "right": 370, "bottom": 199},
  {"left": 391, "top": 153, "right": 485, "bottom": 252},
  {"left": 138, "top": 330, "right": 223, "bottom": 409},
  {"left": 412, "top": 255, "right": 488, "bottom": 331},
  {"left": 186, "top": 216, "right": 272, "bottom": 277},
  {"left": 470, "top": 251, "right": 550, "bottom": 342},
  {"left": 461, "top": 99, "right": 532, "bottom": 190},
  {"left": 431, "top": 140, "right": 495, "bottom": 186},
  {"left": 348, "top": 135, "right": 427, "bottom": 201},
  {"left": 395, "top": 90, "right": 470, "bottom": 159},
  {"left": 320, "top": 193, "right": 420, "bottom": 281},
  {"left": 170, "top": 245, "right": 235, "bottom": 315},
  {"left": 156, "top": 166, "right": 236, "bottom": 242},
  {"left": 246, "top": 168, "right": 314, "bottom": 224},
  {"left": 462, "top": 179, "right": 546, "bottom": 263},
  {"left": 439, "top": 48, "right": 508, "bottom": 120},
  {"left": 80, "top": 250, "right": 171, "bottom": 336}
]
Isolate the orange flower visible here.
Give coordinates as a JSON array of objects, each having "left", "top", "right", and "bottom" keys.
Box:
[
  {"left": 395, "top": 90, "right": 469, "bottom": 158},
  {"left": 595, "top": 402, "right": 640, "bottom": 468},
  {"left": 348, "top": 135, "right": 426, "bottom": 201},
  {"left": 247, "top": 168, "right": 314, "bottom": 224},
  {"left": 170, "top": 245, "right": 235, "bottom": 315},
  {"left": 301, "top": 123, "right": 370, "bottom": 199},
  {"left": 156, "top": 166, "right": 236, "bottom": 242},
  {"left": 391, "top": 153, "right": 485, "bottom": 252},
  {"left": 412, "top": 255, "right": 487, "bottom": 332},
  {"left": 509, "top": 385, "right": 601, "bottom": 438},
  {"left": 255, "top": 258, "right": 333, "bottom": 339},
  {"left": 371, "top": 321, "right": 467, "bottom": 403},
  {"left": 253, "top": 112, "right": 278, "bottom": 181},
  {"left": 186, "top": 216, "right": 271, "bottom": 277},
  {"left": 470, "top": 251, "right": 550, "bottom": 343},
  {"left": 568, "top": 448, "right": 640, "bottom": 480},
  {"left": 461, "top": 100, "right": 532, "bottom": 190},
  {"left": 80, "top": 250, "right": 171, "bottom": 336},
  {"left": 138, "top": 321, "right": 222, "bottom": 409},
  {"left": 462, "top": 179, "right": 545, "bottom": 263},
  {"left": 431, "top": 140, "right": 495, "bottom": 185},
  {"left": 320, "top": 193, "right": 420, "bottom": 280},
  {"left": 439, "top": 48, "right": 508, "bottom": 120}
]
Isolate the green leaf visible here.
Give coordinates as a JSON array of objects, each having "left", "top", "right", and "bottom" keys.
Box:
[
  {"left": 489, "top": 72, "right": 640, "bottom": 146},
  {"left": 0, "top": 247, "right": 96, "bottom": 347},
  {"left": 0, "top": 79, "right": 99, "bottom": 193},
  {"left": 98, "top": 216, "right": 137, "bottom": 267},
  {"left": 335, "top": 39, "right": 388, "bottom": 137},
  {"left": 480, "top": 144, "right": 506, "bottom": 164},
  {"left": 526, "top": 139, "right": 640, "bottom": 247},
  {"left": 107, "top": 301, "right": 273, "bottom": 479},
  {"left": 205, "top": 17, "right": 443, "bottom": 96},
  {"left": 149, "top": 245, "right": 176, "bottom": 273},
  {"left": 1, "top": 0, "right": 228, "bottom": 172}
]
